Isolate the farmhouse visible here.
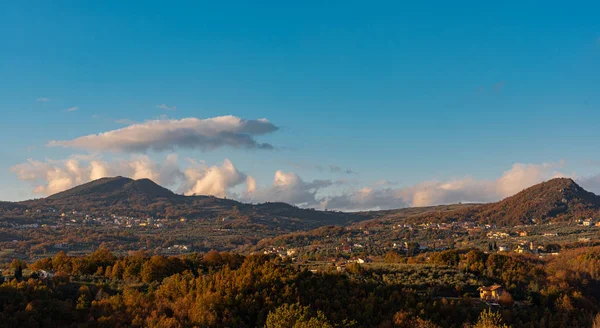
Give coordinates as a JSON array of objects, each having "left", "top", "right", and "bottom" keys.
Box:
[{"left": 478, "top": 285, "right": 505, "bottom": 303}]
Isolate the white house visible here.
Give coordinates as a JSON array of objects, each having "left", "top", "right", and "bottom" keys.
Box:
[{"left": 38, "top": 270, "right": 55, "bottom": 279}]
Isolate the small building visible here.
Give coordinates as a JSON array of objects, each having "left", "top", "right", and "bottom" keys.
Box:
[
  {"left": 349, "top": 257, "right": 365, "bottom": 264},
  {"left": 478, "top": 285, "right": 505, "bottom": 303},
  {"left": 38, "top": 270, "right": 55, "bottom": 279}
]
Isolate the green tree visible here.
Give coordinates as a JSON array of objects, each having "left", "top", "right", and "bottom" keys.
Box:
[
  {"left": 10, "top": 259, "right": 26, "bottom": 281},
  {"left": 76, "top": 293, "right": 89, "bottom": 310},
  {"left": 266, "top": 303, "right": 333, "bottom": 328},
  {"left": 472, "top": 309, "right": 510, "bottom": 328}
]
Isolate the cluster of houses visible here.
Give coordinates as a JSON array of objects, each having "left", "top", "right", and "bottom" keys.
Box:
[
  {"left": 514, "top": 241, "right": 560, "bottom": 256},
  {"left": 110, "top": 215, "right": 164, "bottom": 228},
  {"left": 393, "top": 221, "right": 497, "bottom": 232},
  {"left": 55, "top": 212, "right": 167, "bottom": 229},
  {"left": 487, "top": 231, "right": 510, "bottom": 239},
  {"left": 487, "top": 230, "right": 562, "bottom": 240},
  {"left": 262, "top": 247, "right": 299, "bottom": 259},
  {"left": 8, "top": 208, "right": 174, "bottom": 230},
  {"left": 159, "top": 244, "right": 192, "bottom": 255},
  {"left": 576, "top": 218, "right": 600, "bottom": 227},
  {"left": 7, "top": 222, "right": 40, "bottom": 229},
  {"left": 25, "top": 208, "right": 56, "bottom": 214}
]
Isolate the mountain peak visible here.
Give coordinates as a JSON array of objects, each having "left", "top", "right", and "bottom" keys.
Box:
[
  {"left": 46, "top": 176, "right": 175, "bottom": 201},
  {"left": 544, "top": 177, "right": 578, "bottom": 188},
  {"left": 15, "top": 176, "right": 367, "bottom": 228},
  {"left": 477, "top": 177, "right": 599, "bottom": 225}
]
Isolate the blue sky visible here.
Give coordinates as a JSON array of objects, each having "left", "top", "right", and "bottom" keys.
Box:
[{"left": 1, "top": 1, "right": 600, "bottom": 209}]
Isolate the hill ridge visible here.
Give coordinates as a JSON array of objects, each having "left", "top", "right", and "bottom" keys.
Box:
[
  {"left": 46, "top": 176, "right": 175, "bottom": 201},
  {"left": 6, "top": 177, "right": 600, "bottom": 227},
  {"left": 399, "top": 177, "right": 600, "bottom": 225},
  {"left": 12, "top": 176, "right": 368, "bottom": 228}
]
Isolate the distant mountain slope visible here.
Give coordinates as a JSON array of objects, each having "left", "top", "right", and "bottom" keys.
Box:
[
  {"left": 0, "top": 201, "right": 25, "bottom": 211},
  {"left": 363, "top": 203, "right": 480, "bottom": 222},
  {"left": 254, "top": 179, "right": 600, "bottom": 250},
  {"left": 47, "top": 176, "right": 176, "bottom": 201},
  {"left": 13, "top": 177, "right": 368, "bottom": 228},
  {"left": 400, "top": 178, "right": 600, "bottom": 225},
  {"left": 474, "top": 178, "right": 600, "bottom": 225},
  {"left": 6, "top": 177, "right": 598, "bottom": 228}
]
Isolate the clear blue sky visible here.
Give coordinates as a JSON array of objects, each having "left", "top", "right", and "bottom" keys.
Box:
[{"left": 1, "top": 1, "right": 599, "bottom": 208}]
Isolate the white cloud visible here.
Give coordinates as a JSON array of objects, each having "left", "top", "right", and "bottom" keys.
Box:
[
  {"left": 10, "top": 156, "right": 587, "bottom": 212},
  {"left": 10, "top": 155, "right": 185, "bottom": 196},
  {"left": 48, "top": 115, "right": 279, "bottom": 153},
  {"left": 65, "top": 106, "right": 79, "bottom": 112},
  {"left": 321, "top": 187, "right": 408, "bottom": 211},
  {"left": 36, "top": 97, "right": 50, "bottom": 102},
  {"left": 10, "top": 153, "right": 260, "bottom": 199},
  {"left": 246, "top": 176, "right": 257, "bottom": 193},
  {"left": 321, "top": 162, "right": 569, "bottom": 210},
  {"left": 11, "top": 158, "right": 98, "bottom": 195},
  {"left": 157, "top": 104, "right": 176, "bottom": 111},
  {"left": 242, "top": 170, "right": 334, "bottom": 207},
  {"left": 89, "top": 160, "right": 108, "bottom": 180},
  {"left": 183, "top": 158, "right": 250, "bottom": 197}
]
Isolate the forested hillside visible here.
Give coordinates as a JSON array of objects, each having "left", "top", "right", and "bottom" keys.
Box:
[
  {"left": 393, "top": 178, "right": 600, "bottom": 226},
  {"left": 2, "top": 247, "right": 600, "bottom": 327}
]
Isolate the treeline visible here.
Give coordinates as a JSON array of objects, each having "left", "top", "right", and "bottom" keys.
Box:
[{"left": 1, "top": 247, "right": 600, "bottom": 327}]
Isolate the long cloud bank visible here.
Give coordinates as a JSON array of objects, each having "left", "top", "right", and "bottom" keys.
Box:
[
  {"left": 10, "top": 157, "right": 600, "bottom": 211},
  {"left": 321, "top": 163, "right": 570, "bottom": 211},
  {"left": 48, "top": 116, "right": 278, "bottom": 153}
]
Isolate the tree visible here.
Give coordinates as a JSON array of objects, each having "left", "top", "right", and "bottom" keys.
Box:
[
  {"left": 52, "top": 251, "right": 72, "bottom": 273},
  {"left": 10, "top": 259, "right": 27, "bottom": 281},
  {"left": 545, "top": 243, "right": 561, "bottom": 253},
  {"left": 592, "top": 313, "right": 600, "bottom": 328},
  {"left": 266, "top": 303, "right": 333, "bottom": 328},
  {"left": 406, "top": 242, "right": 420, "bottom": 256},
  {"left": 430, "top": 249, "right": 459, "bottom": 266},
  {"left": 140, "top": 255, "right": 170, "bottom": 283},
  {"left": 394, "top": 311, "right": 440, "bottom": 328},
  {"left": 471, "top": 309, "right": 510, "bottom": 328},
  {"left": 498, "top": 291, "right": 514, "bottom": 307},
  {"left": 76, "top": 293, "right": 89, "bottom": 310},
  {"left": 203, "top": 250, "right": 222, "bottom": 266}
]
